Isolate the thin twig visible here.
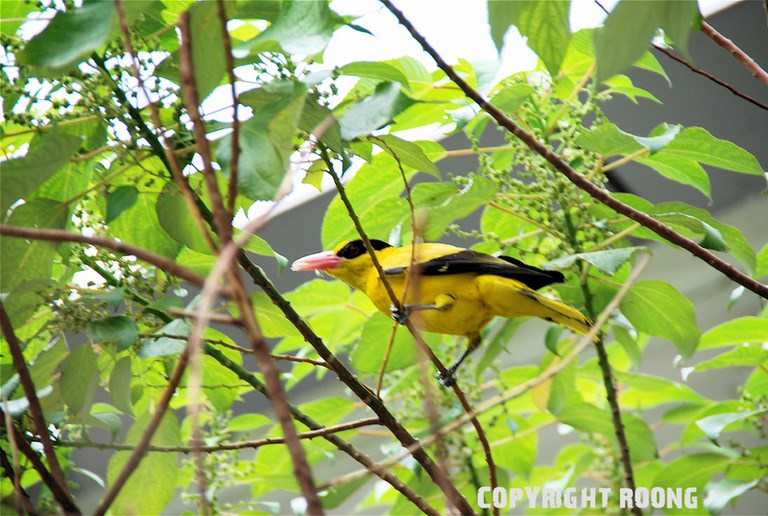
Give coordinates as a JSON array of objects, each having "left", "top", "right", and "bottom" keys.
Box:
[
  {"left": 54, "top": 419, "right": 381, "bottom": 453},
  {"left": 0, "top": 225, "right": 206, "bottom": 288},
  {"left": 215, "top": 0, "right": 242, "bottom": 215},
  {"left": 0, "top": 303, "right": 79, "bottom": 514},
  {"left": 167, "top": 307, "right": 243, "bottom": 325},
  {"left": 700, "top": 20, "right": 768, "bottom": 86},
  {"left": 380, "top": 0, "right": 768, "bottom": 300}
]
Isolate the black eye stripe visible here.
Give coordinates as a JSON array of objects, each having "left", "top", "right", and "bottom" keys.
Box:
[{"left": 336, "top": 239, "right": 390, "bottom": 259}]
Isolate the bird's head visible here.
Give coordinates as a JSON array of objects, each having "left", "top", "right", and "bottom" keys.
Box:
[{"left": 291, "top": 239, "right": 391, "bottom": 289}]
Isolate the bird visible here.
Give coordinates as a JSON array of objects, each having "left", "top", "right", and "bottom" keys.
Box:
[{"left": 291, "top": 239, "right": 592, "bottom": 386}]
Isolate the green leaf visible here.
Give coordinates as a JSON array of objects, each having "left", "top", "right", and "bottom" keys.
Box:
[
  {"left": 694, "top": 344, "right": 768, "bottom": 372},
  {"left": 105, "top": 186, "right": 139, "bottom": 223},
  {"left": 241, "top": 0, "right": 337, "bottom": 55},
  {"left": 546, "top": 246, "right": 644, "bottom": 275},
  {"left": 227, "top": 413, "right": 271, "bottom": 433},
  {"left": 0, "top": 199, "right": 69, "bottom": 293},
  {"left": 487, "top": 0, "right": 517, "bottom": 51},
  {"left": 617, "top": 372, "right": 706, "bottom": 409},
  {"left": 517, "top": 1, "right": 572, "bottom": 76},
  {"left": 321, "top": 155, "right": 408, "bottom": 248},
  {"left": 187, "top": 1, "right": 226, "bottom": 100},
  {"left": 490, "top": 83, "right": 535, "bottom": 114},
  {"left": 370, "top": 134, "right": 439, "bottom": 176},
  {"left": 654, "top": 453, "right": 730, "bottom": 495},
  {"left": 696, "top": 410, "right": 766, "bottom": 440},
  {"left": 107, "top": 412, "right": 180, "bottom": 515},
  {"left": 595, "top": 0, "right": 699, "bottom": 81},
  {"left": 60, "top": 344, "right": 98, "bottom": 416},
  {"left": 108, "top": 192, "right": 180, "bottom": 258},
  {"left": 633, "top": 50, "right": 670, "bottom": 83},
  {"left": 351, "top": 313, "right": 416, "bottom": 374},
  {"left": 242, "top": 234, "right": 288, "bottom": 268},
  {"left": 338, "top": 82, "right": 412, "bottom": 140},
  {"left": 320, "top": 476, "right": 370, "bottom": 510},
  {"left": 223, "top": 80, "right": 308, "bottom": 200},
  {"left": 109, "top": 357, "right": 133, "bottom": 415},
  {"left": 756, "top": 244, "right": 768, "bottom": 278},
  {"left": 620, "top": 280, "right": 699, "bottom": 356},
  {"left": 602, "top": 74, "right": 661, "bottom": 103},
  {"left": 18, "top": 1, "right": 115, "bottom": 73},
  {"left": 1, "top": 1, "right": 36, "bottom": 36},
  {"left": 138, "top": 319, "right": 190, "bottom": 358},
  {"left": 298, "top": 99, "right": 342, "bottom": 152},
  {"left": 476, "top": 318, "right": 527, "bottom": 377},
  {"left": 29, "top": 339, "right": 69, "bottom": 390},
  {"left": 338, "top": 61, "right": 409, "bottom": 88},
  {"left": 576, "top": 123, "right": 643, "bottom": 156},
  {"left": 699, "top": 316, "right": 768, "bottom": 350},
  {"left": 704, "top": 478, "right": 758, "bottom": 514},
  {"left": 87, "top": 316, "right": 139, "bottom": 350},
  {"left": 0, "top": 130, "right": 81, "bottom": 214},
  {"left": 655, "top": 212, "right": 727, "bottom": 251},
  {"left": 156, "top": 183, "right": 212, "bottom": 253},
  {"left": 3, "top": 386, "right": 53, "bottom": 417},
  {"left": 664, "top": 127, "right": 763, "bottom": 175},
  {"left": 638, "top": 153, "right": 710, "bottom": 198},
  {"left": 558, "top": 402, "right": 656, "bottom": 461}
]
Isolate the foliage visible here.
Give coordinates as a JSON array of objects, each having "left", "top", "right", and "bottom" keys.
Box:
[{"left": 1, "top": 0, "right": 766, "bottom": 514}]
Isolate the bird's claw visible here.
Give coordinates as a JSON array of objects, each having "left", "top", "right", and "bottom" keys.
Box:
[
  {"left": 437, "top": 369, "right": 457, "bottom": 388},
  {"left": 390, "top": 304, "right": 410, "bottom": 324}
]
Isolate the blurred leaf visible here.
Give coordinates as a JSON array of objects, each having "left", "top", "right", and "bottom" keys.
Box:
[
  {"left": 298, "top": 99, "right": 342, "bottom": 152},
  {"left": 617, "top": 372, "right": 706, "bottom": 409},
  {"left": 595, "top": 0, "right": 699, "bottom": 81},
  {"left": 620, "top": 280, "right": 699, "bottom": 356},
  {"left": 109, "top": 357, "right": 133, "bottom": 415},
  {"left": 241, "top": 0, "right": 337, "bottom": 55},
  {"left": 694, "top": 344, "right": 768, "bottom": 372},
  {"left": 756, "top": 244, "right": 768, "bottom": 278},
  {"left": 546, "top": 246, "right": 644, "bottom": 275},
  {"left": 3, "top": 386, "right": 53, "bottom": 416},
  {"left": 558, "top": 402, "right": 656, "bottom": 461},
  {"left": 320, "top": 476, "right": 370, "bottom": 510},
  {"left": 2, "top": 0, "right": 36, "bottom": 36},
  {"left": 339, "top": 61, "right": 409, "bottom": 87},
  {"left": 156, "top": 183, "right": 212, "bottom": 253},
  {"left": 351, "top": 313, "right": 416, "bottom": 374},
  {"left": 106, "top": 186, "right": 139, "bottom": 223},
  {"left": 0, "top": 200, "right": 69, "bottom": 293},
  {"left": 696, "top": 410, "right": 766, "bottom": 440},
  {"left": 339, "top": 82, "right": 412, "bottom": 139},
  {"left": 139, "top": 319, "right": 190, "bottom": 358},
  {"left": 699, "top": 316, "right": 768, "bottom": 350},
  {"left": 227, "top": 413, "right": 271, "bottom": 433},
  {"left": 30, "top": 339, "right": 69, "bottom": 389},
  {"left": 704, "top": 478, "right": 758, "bottom": 514},
  {"left": 188, "top": 1, "right": 226, "bottom": 100},
  {"left": 654, "top": 453, "right": 730, "bottom": 496},
  {"left": 0, "top": 130, "right": 81, "bottom": 214},
  {"left": 87, "top": 316, "right": 138, "bottom": 350},
  {"left": 109, "top": 193, "right": 181, "bottom": 258},
  {"left": 107, "top": 412, "right": 180, "bottom": 515},
  {"left": 476, "top": 318, "right": 527, "bottom": 377},
  {"left": 60, "top": 344, "right": 98, "bottom": 416},
  {"left": 18, "top": 1, "right": 115, "bottom": 73}
]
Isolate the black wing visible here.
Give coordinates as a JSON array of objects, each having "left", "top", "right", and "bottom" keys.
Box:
[{"left": 406, "top": 250, "right": 564, "bottom": 290}]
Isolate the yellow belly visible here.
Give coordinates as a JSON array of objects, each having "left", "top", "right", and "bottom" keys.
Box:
[{"left": 365, "top": 273, "right": 493, "bottom": 336}]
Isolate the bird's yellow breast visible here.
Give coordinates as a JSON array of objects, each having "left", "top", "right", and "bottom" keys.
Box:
[{"left": 363, "top": 270, "right": 494, "bottom": 336}]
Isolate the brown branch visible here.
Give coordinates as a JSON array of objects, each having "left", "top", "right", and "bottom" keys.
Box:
[
  {"left": 653, "top": 45, "right": 768, "bottom": 111},
  {"left": 0, "top": 225, "right": 207, "bottom": 288},
  {"left": 178, "top": 10, "right": 231, "bottom": 244},
  {"left": 379, "top": 0, "right": 768, "bottom": 300},
  {"left": 701, "top": 20, "right": 768, "bottom": 86},
  {"left": 1, "top": 423, "right": 38, "bottom": 515},
  {"left": 0, "top": 303, "right": 78, "bottom": 514},
  {"left": 54, "top": 419, "right": 381, "bottom": 453},
  {"left": 215, "top": 0, "right": 242, "bottom": 215},
  {"left": 85, "top": 240, "right": 438, "bottom": 515},
  {"left": 3, "top": 424, "right": 79, "bottom": 515}
]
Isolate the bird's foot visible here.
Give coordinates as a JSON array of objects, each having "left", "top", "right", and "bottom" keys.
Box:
[
  {"left": 437, "top": 369, "right": 457, "bottom": 388},
  {"left": 390, "top": 304, "right": 410, "bottom": 324}
]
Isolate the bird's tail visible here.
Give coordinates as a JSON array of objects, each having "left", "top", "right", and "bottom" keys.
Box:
[{"left": 478, "top": 276, "right": 594, "bottom": 339}]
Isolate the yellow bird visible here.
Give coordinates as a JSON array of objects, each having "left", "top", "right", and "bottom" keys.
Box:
[{"left": 291, "top": 239, "right": 591, "bottom": 386}]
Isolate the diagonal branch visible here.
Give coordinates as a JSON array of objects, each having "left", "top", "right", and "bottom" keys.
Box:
[
  {"left": 379, "top": 0, "right": 768, "bottom": 300},
  {"left": 701, "top": 20, "right": 768, "bottom": 86},
  {"left": 0, "top": 225, "right": 206, "bottom": 288},
  {"left": 0, "top": 303, "right": 79, "bottom": 515}
]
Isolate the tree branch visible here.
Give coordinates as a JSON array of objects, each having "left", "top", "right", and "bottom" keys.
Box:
[
  {"left": 0, "top": 225, "right": 206, "bottom": 288},
  {"left": 54, "top": 419, "right": 381, "bottom": 453},
  {"left": 0, "top": 424, "right": 38, "bottom": 515},
  {"left": 700, "top": 20, "right": 768, "bottom": 86},
  {"left": 0, "top": 303, "right": 79, "bottom": 514},
  {"left": 379, "top": 0, "right": 768, "bottom": 300}
]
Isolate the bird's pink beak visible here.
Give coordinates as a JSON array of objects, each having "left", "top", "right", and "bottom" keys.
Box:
[{"left": 290, "top": 251, "right": 344, "bottom": 272}]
